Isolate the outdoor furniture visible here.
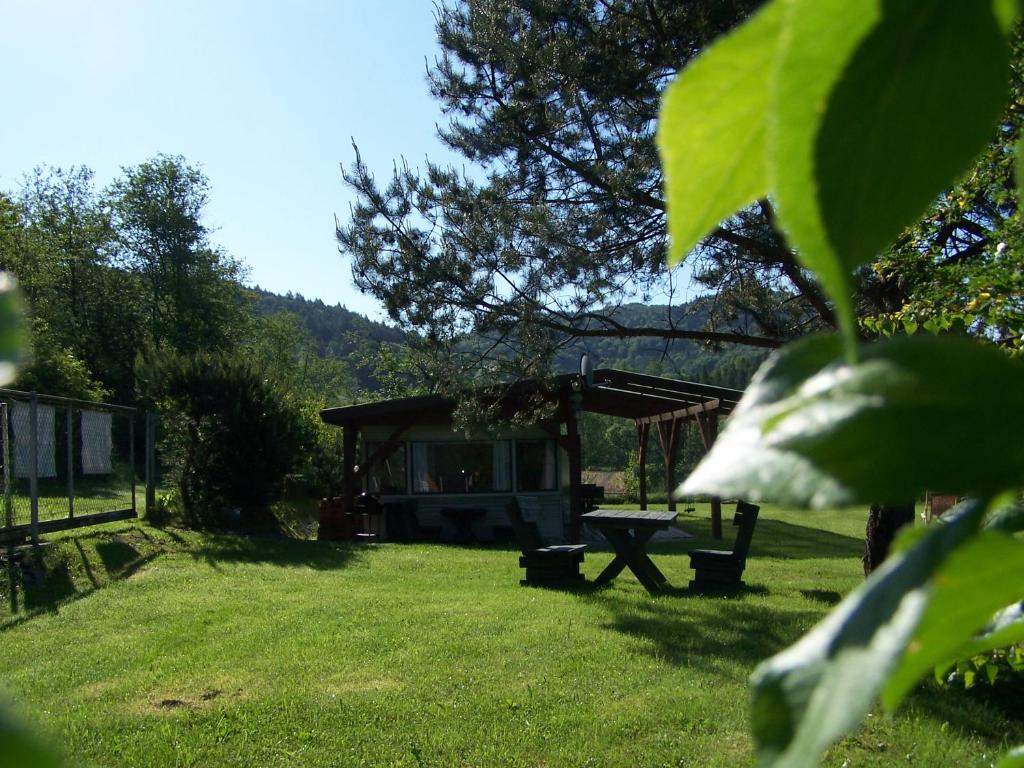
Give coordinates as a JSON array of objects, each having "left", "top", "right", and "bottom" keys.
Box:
[
  {"left": 580, "top": 483, "right": 605, "bottom": 513},
  {"left": 506, "top": 499, "right": 586, "bottom": 586},
  {"left": 582, "top": 509, "right": 678, "bottom": 594},
  {"left": 441, "top": 507, "right": 487, "bottom": 544},
  {"left": 383, "top": 500, "right": 441, "bottom": 543},
  {"left": 687, "top": 501, "right": 760, "bottom": 590}
]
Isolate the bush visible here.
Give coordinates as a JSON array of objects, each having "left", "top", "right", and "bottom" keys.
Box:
[{"left": 138, "top": 351, "right": 312, "bottom": 531}]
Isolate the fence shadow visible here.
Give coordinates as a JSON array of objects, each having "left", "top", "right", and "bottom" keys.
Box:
[{"left": 2, "top": 525, "right": 362, "bottom": 630}]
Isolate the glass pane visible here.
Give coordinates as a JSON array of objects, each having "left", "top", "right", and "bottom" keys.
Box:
[
  {"left": 366, "top": 442, "right": 407, "bottom": 494},
  {"left": 411, "top": 441, "right": 510, "bottom": 494},
  {"left": 516, "top": 440, "right": 557, "bottom": 491}
]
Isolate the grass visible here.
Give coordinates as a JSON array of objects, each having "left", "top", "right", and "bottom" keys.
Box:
[
  {"left": 3, "top": 474, "right": 139, "bottom": 527},
  {"left": 0, "top": 503, "right": 1020, "bottom": 767}
]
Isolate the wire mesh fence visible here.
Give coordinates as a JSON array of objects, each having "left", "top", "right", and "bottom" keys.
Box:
[{"left": 0, "top": 390, "right": 154, "bottom": 543}]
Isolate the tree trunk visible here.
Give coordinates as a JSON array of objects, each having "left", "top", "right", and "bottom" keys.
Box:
[{"left": 863, "top": 503, "right": 916, "bottom": 576}]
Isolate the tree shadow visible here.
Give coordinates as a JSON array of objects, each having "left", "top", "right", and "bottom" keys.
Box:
[
  {"left": 188, "top": 534, "right": 364, "bottom": 572},
  {"left": 901, "top": 677, "right": 1024, "bottom": 744},
  {"left": 644, "top": 518, "right": 862, "bottom": 560},
  {"left": 579, "top": 588, "right": 825, "bottom": 670},
  {"left": 800, "top": 589, "right": 843, "bottom": 605}
]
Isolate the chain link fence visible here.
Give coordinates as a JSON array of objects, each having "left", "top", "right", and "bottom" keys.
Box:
[{"left": 0, "top": 389, "right": 155, "bottom": 544}]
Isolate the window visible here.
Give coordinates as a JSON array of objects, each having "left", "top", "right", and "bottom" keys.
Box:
[
  {"left": 365, "top": 442, "right": 407, "bottom": 494},
  {"left": 516, "top": 440, "right": 557, "bottom": 492},
  {"left": 411, "top": 441, "right": 511, "bottom": 494}
]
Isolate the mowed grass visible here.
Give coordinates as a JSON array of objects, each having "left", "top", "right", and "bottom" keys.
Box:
[{"left": 1, "top": 504, "right": 1020, "bottom": 767}]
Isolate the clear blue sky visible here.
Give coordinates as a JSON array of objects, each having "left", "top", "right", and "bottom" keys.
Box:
[{"left": 1, "top": 0, "right": 462, "bottom": 318}]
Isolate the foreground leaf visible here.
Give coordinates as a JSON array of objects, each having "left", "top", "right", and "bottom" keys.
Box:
[
  {"left": 0, "top": 273, "right": 21, "bottom": 386},
  {"left": 681, "top": 334, "right": 1024, "bottom": 507},
  {"left": 0, "top": 701, "right": 61, "bottom": 768},
  {"left": 998, "top": 746, "right": 1024, "bottom": 768},
  {"left": 658, "top": 0, "right": 782, "bottom": 265},
  {"left": 772, "top": 0, "right": 1011, "bottom": 348},
  {"left": 882, "top": 529, "right": 1024, "bottom": 708},
  {"left": 750, "top": 500, "right": 987, "bottom": 768}
]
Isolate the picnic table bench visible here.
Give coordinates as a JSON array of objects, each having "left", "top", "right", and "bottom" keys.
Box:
[
  {"left": 687, "top": 501, "right": 760, "bottom": 590},
  {"left": 506, "top": 499, "right": 586, "bottom": 586}
]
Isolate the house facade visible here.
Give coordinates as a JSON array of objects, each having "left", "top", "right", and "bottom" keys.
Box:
[{"left": 319, "top": 369, "right": 743, "bottom": 544}]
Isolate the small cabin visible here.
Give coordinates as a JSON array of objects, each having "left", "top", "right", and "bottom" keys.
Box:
[{"left": 319, "top": 369, "right": 743, "bottom": 544}]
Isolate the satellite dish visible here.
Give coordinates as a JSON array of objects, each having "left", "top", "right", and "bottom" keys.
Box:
[{"left": 579, "top": 352, "right": 594, "bottom": 388}]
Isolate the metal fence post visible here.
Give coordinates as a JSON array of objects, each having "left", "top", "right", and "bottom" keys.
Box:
[
  {"left": 129, "top": 414, "right": 136, "bottom": 516},
  {"left": 3, "top": 402, "right": 14, "bottom": 613},
  {"left": 67, "top": 405, "right": 74, "bottom": 519},
  {"left": 2, "top": 402, "right": 11, "bottom": 533},
  {"left": 29, "top": 392, "right": 38, "bottom": 547},
  {"left": 145, "top": 411, "right": 155, "bottom": 516}
]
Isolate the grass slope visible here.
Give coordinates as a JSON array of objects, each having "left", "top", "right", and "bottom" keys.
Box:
[{"left": 1, "top": 505, "right": 1020, "bottom": 767}]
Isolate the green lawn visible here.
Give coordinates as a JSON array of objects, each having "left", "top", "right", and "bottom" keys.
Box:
[{"left": 1, "top": 504, "right": 1020, "bottom": 767}]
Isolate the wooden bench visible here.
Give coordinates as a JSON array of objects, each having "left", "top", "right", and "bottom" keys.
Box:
[
  {"left": 688, "top": 501, "right": 760, "bottom": 590},
  {"left": 382, "top": 500, "right": 442, "bottom": 543},
  {"left": 506, "top": 498, "right": 586, "bottom": 586}
]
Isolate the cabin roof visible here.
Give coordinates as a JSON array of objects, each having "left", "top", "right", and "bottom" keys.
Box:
[{"left": 320, "top": 368, "right": 743, "bottom": 428}]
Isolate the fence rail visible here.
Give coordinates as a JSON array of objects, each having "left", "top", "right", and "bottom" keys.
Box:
[{"left": 0, "top": 389, "right": 154, "bottom": 544}]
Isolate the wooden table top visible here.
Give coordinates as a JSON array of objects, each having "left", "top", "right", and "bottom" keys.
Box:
[{"left": 581, "top": 509, "right": 678, "bottom": 528}]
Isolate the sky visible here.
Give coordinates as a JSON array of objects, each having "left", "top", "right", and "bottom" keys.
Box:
[{"left": 0, "top": 0, "right": 463, "bottom": 318}]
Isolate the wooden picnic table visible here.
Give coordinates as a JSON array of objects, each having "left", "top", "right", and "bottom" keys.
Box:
[{"left": 581, "top": 509, "right": 678, "bottom": 594}]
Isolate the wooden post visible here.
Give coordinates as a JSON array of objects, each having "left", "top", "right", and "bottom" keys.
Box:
[
  {"left": 636, "top": 422, "right": 649, "bottom": 510},
  {"left": 342, "top": 423, "right": 358, "bottom": 514},
  {"left": 696, "top": 410, "right": 722, "bottom": 539},
  {"left": 656, "top": 418, "right": 681, "bottom": 512},
  {"left": 565, "top": 396, "right": 583, "bottom": 544}
]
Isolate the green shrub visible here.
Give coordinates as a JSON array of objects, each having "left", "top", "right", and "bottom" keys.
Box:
[{"left": 138, "top": 351, "right": 312, "bottom": 531}]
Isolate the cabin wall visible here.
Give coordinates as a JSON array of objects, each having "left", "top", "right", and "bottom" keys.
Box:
[{"left": 360, "top": 424, "right": 570, "bottom": 542}]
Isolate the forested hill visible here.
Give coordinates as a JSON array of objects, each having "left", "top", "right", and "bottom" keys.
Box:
[
  {"left": 252, "top": 288, "right": 406, "bottom": 355},
  {"left": 255, "top": 289, "right": 766, "bottom": 393},
  {"left": 552, "top": 300, "right": 768, "bottom": 390}
]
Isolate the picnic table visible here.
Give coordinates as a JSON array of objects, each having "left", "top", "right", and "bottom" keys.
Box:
[{"left": 582, "top": 509, "right": 678, "bottom": 594}]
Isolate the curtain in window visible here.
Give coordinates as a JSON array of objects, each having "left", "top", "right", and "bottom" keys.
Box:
[
  {"left": 492, "top": 440, "right": 511, "bottom": 491},
  {"left": 542, "top": 440, "right": 556, "bottom": 489},
  {"left": 412, "top": 443, "right": 431, "bottom": 492}
]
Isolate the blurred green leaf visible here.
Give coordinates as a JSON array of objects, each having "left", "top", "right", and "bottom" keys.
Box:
[
  {"left": 681, "top": 335, "right": 1024, "bottom": 507},
  {"left": 997, "top": 746, "right": 1024, "bottom": 768},
  {"left": 772, "top": 0, "right": 1011, "bottom": 350},
  {"left": 985, "top": 501, "right": 1024, "bottom": 534},
  {"left": 658, "top": 0, "right": 782, "bottom": 265},
  {"left": 770, "top": 0, "right": 878, "bottom": 348},
  {"left": 0, "top": 273, "right": 22, "bottom": 385},
  {"left": 0, "top": 702, "right": 61, "bottom": 768},
  {"left": 938, "top": 603, "right": 1024, "bottom": 671},
  {"left": 882, "top": 533, "right": 1024, "bottom": 708},
  {"left": 750, "top": 499, "right": 986, "bottom": 768}
]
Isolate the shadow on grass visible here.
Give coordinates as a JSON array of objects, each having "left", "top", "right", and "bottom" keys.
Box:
[
  {"left": 3, "top": 526, "right": 361, "bottom": 630},
  {"left": 652, "top": 517, "right": 862, "bottom": 560},
  {"left": 188, "top": 535, "right": 364, "bottom": 572},
  {"left": 580, "top": 588, "right": 824, "bottom": 669},
  {"left": 904, "top": 677, "right": 1024, "bottom": 744}
]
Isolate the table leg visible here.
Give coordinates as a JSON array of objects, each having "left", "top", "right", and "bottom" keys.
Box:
[{"left": 595, "top": 528, "right": 666, "bottom": 594}]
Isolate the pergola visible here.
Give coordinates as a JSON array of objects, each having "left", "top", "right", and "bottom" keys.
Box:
[{"left": 320, "top": 368, "right": 743, "bottom": 543}]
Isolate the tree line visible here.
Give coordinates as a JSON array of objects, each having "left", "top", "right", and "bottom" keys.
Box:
[{"left": 0, "top": 156, "right": 372, "bottom": 527}]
